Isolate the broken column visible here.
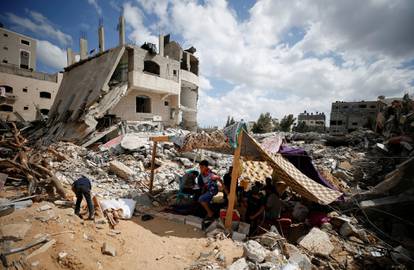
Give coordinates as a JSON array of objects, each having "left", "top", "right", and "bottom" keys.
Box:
[
  {"left": 66, "top": 48, "right": 73, "bottom": 66},
  {"left": 118, "top": 15, "right": 125, "bottom": 46},
  {"left": 79, "top": 37, "right": 88, "bottom": 60},
  {"left": 98, "top": 23, "right": 105, "bottom": 53},
  {"left": 159, "top": 34, "right": 164, "bottom": 56}
]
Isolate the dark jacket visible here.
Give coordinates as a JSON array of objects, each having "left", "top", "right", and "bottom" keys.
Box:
[{"left": 72, "top": 177, "right": 91, "bottom": 191}]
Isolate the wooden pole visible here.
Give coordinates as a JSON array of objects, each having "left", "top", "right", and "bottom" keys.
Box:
[
  {"left": 225, "top": 130, "right": 243, "bottom": 229},
  {"left": 149, "top": 141, "right": 157, "bottom": 193}
]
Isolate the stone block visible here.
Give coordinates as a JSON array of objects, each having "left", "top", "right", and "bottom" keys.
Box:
[
  {"left": 228, "top": 258, "right": 249, "bottom": 270},
  {"left": 237, "top": 222, "right": 250, "bottom": 235},
  {"left": 1, "top": 223, "right": 31, "bottom": 241},
  {"left": 232, "top": 231, "right": 246, "bottom": 242},
  {"left": 109, "top": 160, "right": 134, "bottom": 180},
  {"left": 101, "top": 242, "right": 116, "bottom": 256},
  {"left": 243, "top": 240, "right": 268, "bottom": 263},
  {"left": 298, "top": 228, "right": 334, "bottom": 257},
  {"left": 185, "top": 215, "right": 203, "bottom": 229}
]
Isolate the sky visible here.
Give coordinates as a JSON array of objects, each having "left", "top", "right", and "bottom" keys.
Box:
[{"left": 2, "top": 0, "right": 414, "bottom": 127}]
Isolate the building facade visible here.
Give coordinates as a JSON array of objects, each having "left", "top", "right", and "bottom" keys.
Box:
[
  {"left": 0, "top": 27, "right": 62, "bottom": 122},
  {"left": 0, "top": 27, "right": 37, "bottom": 70},
  {"left": 297, "top": 111, "right": 326, "bottom": 132},
  {"left": 329, "top": 101, "right": 378, "bottom": 135},
  {"left": 108, "top": 34, "right": 199, "bottom": 130},
  {"left": 46, "top": 15, "right": 199, "bottom": 144}
]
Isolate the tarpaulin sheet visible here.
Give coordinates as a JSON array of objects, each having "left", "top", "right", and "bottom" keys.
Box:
[
  {"left": 242, "top": 131, "right": 342, "bottom": 205},
  {"left": 168, "top": 122, "right": 342, "bottom": 205},
  {"left": 279, "top": 145, "right": 337, "bottom": 190}
]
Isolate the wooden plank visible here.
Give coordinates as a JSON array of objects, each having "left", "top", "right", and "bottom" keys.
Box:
[
  {"left": 225, "top": 131, "right": 243, "bottom": 229},
  {"left": 149, "top": 141, "right": 158, "bottom": 193},
  {"left": 150, "top": 136, "right": 170, "bottom": 142}
]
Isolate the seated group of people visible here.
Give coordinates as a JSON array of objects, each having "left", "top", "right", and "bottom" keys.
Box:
[{"left": 180, "top": 160, "right": 285, "bottom": 229}]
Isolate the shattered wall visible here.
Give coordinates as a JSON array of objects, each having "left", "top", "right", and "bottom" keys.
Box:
[{"left": 44, "top": 46, "right": 125, "bottom": 143}]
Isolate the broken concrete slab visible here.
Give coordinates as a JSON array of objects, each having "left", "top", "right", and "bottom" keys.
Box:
[
  {"left": 237, "top": 222, "right": 250, "bottom": 235},
  {"left": 109, "top": 160, "right": 134, "bottom": 180},
  {"left": 283, "top": 243, "right": 312, "bottom": 270},
  {"left": 298, "top": 228, "right": 334, "bottom": 257},
  {"left": 243, "top": 240, "right": 268, "bottom": 263},
  {"left": 101, "top": 242, "right": 116, "bottom": 256},
  {"left": 120, "top": 133, "right": 148, "bottom": 151},
  {"left": 185, "top": 215, "right": 203, "bottom": 229},
  {"left": 231, "top": 231, "right": 246, "bottom": 242},
  {"left": 1, "top": 223, "right": 31, "bottom": 241},
  {"left": 228, "top": 258, "right": 249, "bottom": 270}
]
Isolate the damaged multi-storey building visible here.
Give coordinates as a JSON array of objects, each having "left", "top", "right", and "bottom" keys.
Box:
[
  {"left": 329, "top": 100, "right": 378, "bottom": 135},
  {"left": 297, "top": 111, "right": 326, "bottom": 132},
  {"left": 44, "top": 15, "right": 199, "bottom": 143},
  {"left": 0, "top": 27, "right": 62, "bottom": 122}
]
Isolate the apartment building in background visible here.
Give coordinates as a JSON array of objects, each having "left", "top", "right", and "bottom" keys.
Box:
[{"left": 0, "top": 26, "right": 62, "bottom": 121}]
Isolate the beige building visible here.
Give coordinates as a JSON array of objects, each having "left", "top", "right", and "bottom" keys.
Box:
[
  {"left": 0, "top": 27, "right": 37, "bottom": 70},
  {"left": 45, "top": 16, "right": 200, "bottom": 143},
  {"left": 0, "top": 65, "right": 62, "bottom": 121},
  {"left": 0, "top": 27, "right": 62, "bottom": 122}
]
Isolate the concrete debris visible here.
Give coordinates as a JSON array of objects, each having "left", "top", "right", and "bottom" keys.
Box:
[
  {"left": 243, "top": 240, "right": 268, "bottom": 263},
  {"left": 231, "top": 231, "right": 246, "bottom": 242},
  {"left": 298, "top": 228, "right": 334, "bottom": 257},
  {"left": 256, "top": 232, "right": 284, "bottom": 250},
  {"left": 0, "top": 223, "right": 31, "bottom": 241},
  {"left": 101, "top": 242, "right": 116, "bottom": 256},
  {"left": 109, "top": 160, "right": 135, "bottom": 180},
  {"left": 283, "top": 243, "right": 312, "bottom": 270},
  {"left": 228, "top": 258, "right": 249, "bottom": 270}
]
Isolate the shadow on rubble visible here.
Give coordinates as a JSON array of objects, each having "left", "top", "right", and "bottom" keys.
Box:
[{"left": 129, "top": 215, "right": 205, "bottom": 239}]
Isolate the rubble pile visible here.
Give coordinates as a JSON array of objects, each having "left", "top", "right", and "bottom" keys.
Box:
[
  {"left": 0, "top": 123, "right": 66, "bottom": 199},
  {"left": 46, "top": 138, "right": 232, "bottom": 200}
]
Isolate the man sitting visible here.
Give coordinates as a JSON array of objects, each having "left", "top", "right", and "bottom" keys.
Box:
[
  {"left": 246, "top": 186, "right": 266, "bottom": 234},
  {"left": 180, "top": 170, "right": 199, "bottom": 194},
  {"left": 197, "top": 160, "right": 222, "bottom": 219}
]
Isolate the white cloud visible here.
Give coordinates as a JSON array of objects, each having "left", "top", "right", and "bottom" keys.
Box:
[
  {"left": 87, "top": 0, "right": 102, "bottom": 15},
  {"left": 199, "top": 75, "right": 213, "bottom": 92},
  {"left": 6, "top": 10, "right": 72, "bottom": 46},
  {"left": 156, "top": 0, "right": 414, "bottom": 126},
  {"left": 37, "top": 40, "right": 67, "bottom": 70},
  {"left": 123, "top": 2, "right": 158, "bottom": 45}
]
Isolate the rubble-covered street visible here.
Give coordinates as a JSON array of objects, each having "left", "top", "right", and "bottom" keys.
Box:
[{"left": 1, "top": 98, "right": 414, "bottom": 269}]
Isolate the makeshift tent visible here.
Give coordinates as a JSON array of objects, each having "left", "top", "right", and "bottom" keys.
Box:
[{"left": 149, "top": 122, "right": 342, "bottom": 229}]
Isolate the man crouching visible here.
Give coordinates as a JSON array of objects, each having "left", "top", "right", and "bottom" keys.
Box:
[{"left": 72, "top": 176, "right": 95, "bottom": 220}]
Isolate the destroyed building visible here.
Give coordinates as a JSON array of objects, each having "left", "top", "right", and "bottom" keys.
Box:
[
  {"left": 44, "top": 15, "right": 199, "bottom": 144},
  {"left": 329, "top": 100, "right": 378, "bottom": 135},
  {"left": 0, "top": 27, "right": 62, "bottom": 121},
  {"left": 297, "top": 111, "right": 325, "bottom": 132}
]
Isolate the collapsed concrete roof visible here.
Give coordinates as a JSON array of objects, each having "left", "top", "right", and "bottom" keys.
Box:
[{"left": 43, "top": 46, "right": 126, "bottom": 144}]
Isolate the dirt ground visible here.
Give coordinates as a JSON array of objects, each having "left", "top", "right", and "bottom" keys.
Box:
[{"left": 0, "top": 202, "right": 243, "bottom": 270}]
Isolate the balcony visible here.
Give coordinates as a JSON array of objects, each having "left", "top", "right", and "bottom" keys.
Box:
[
  {"left": 180, "top": 69, "right": 199, "bottom": 88},
  {"left": 129, "top": 71, "right": 180, "bottom": 95}
]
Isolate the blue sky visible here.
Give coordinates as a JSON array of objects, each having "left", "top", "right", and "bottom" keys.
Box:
[{"left": 2, "top": 0, "right": 414, "bottom": 127}]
